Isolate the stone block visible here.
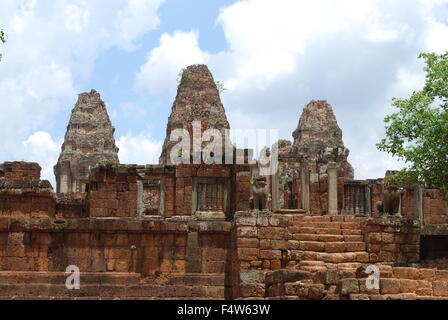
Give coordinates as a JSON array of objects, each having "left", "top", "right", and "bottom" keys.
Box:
[
  {"left": 237, "top": 238, "right": 259, "bottom": 248},
  {"left": 237, "top": 227, "right": 258, "bottom": 238},
  {"left": 380, "top": 279, "right": 401, "bottom": 294},
  {"left": 338, "top": 279, "right": 360, "bottom": 295},
  {"left": 433, "top": 281, "right": 448, "bottom": 297},
  {"left": 239, "top": 270, "right": 265, "bottom": 284},
  {"left": 240, "top": 283, "right": 265, "bottom": 298},
  {"left": 238, "top": 248, "right": 259, "bottom": 261},
  {"left": 393, "top": 267, "right": 420, "bottom": 280}
]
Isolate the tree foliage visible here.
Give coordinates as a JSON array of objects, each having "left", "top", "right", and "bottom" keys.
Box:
[
  {"left": 377, "top": 51, "right": 448, "bottom": 193},
  {"left": 0, "top": 29, "right": 5, "bottom": 61}
]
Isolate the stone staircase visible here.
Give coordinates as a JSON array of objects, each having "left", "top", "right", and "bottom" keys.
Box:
[
  {"left": 339, "top": 265, "right": 448, "bottom": 300},
  {"left": 0, "top": 272, "right": 226, "bottom": 300},
  {"left": 289, "top": 215, "right": 369, "bottom": 273},
  {"left": 264, "top": 265, "right": 448, "bottom": 300}
]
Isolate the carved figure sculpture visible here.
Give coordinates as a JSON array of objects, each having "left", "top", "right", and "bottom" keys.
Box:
[
  {"left": 250, "top": 176, "right": 270, "bottom": 211},
  {"left": 377, "top": 185, "right": 402, "bottom": 215}
]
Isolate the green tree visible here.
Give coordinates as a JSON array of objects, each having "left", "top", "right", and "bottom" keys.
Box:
[
  {"left": 377, "top": 51, "right": 448, "bottom": 194},
  {"left": 215, "top": 80, "right": 227, "bottom": 93},
  {"left": 0, "top": 29, "right": 5, "bottom": 61},
  {"left": 177, "top": 68, "right": 189, "bottom": 89}
]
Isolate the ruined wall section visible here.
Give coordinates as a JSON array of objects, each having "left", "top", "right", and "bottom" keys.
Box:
[{"left": 0, "top": 162, "right": 55, "bottom": 219}]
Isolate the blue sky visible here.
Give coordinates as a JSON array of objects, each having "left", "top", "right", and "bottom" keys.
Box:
[
  {"left": 82, "top": 0, "right": 236, "bottom": 143},
  {"left": 0, "top": 0, "right": 448, "bottom": 186}
]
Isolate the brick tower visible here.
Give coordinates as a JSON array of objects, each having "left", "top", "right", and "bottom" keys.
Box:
[
  {"left": 54, "top": 90, "right": 119, "bottom": 194},
  {"left": 159, "top": 64, "right": 231, "bottom": 165}
]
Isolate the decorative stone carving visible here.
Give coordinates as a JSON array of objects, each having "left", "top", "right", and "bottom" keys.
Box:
[
  {"left": 377, "top": 171, "right": 403, "bottom": 216},
  {"left": 378, "top": 186, "right": 403, "bottom": 215},
  {"left": 250, "top": 176, "right": 270, "bottom": 211}
]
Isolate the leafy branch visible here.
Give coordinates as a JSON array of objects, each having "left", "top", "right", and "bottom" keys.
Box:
[
  {"left": 0, "top": 29, "right": 5, "bottom": 62},
  {"left": 377, "top": 51, "right": 448, "bottom": 195}
]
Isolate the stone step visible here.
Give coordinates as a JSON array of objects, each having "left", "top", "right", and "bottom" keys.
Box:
[
  {"left": 0, "top": 272, "right": 142, "bottom": 285},
  {"left": 291, "top": 227, "right": 362, "bottom": 236},
  {"left": 317, "top": 252, "right": 370, "bottom": 263},
  {"left": 294, "top": 251, "right": 370, "bottom": 264},
  {"left": 296, "top": 261, "right": 363, "bottom": 274},
  {"left": 0, "top": 296, "right": 223, "bottom": 300},
  {"left": 291, "top": 216, "right": 368, "bottom": 223},
  {"left": 351, "top": 293, "right": 448, "bottom": 300},
  {"left": 0, "top": 272, "right": 225, "bottom": 285},
  {"left": 292, "top": 227, "right": 343, "bottom": 235},
  {"left": 292, "top": 234, "right": 364, "bottom": 242},
  {"left": 296, "top": 222, "right": 363, "bottom": 230},
  {"left": 303, "top": 251, "right": 369, "bottom": 263},
  {"left": 336, "top": 263, "right": 363, "bottom": 270},
  {"left": 296, "top": 241, "right": 365, "bottom": 253},
  {"left": 0, "top": 283, "right": 226, "bottom": 299},
  {"left": 340, "top": 273, "right": 448, "bottom": 298}
]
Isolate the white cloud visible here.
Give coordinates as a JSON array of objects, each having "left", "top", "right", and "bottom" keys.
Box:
[
  {"left": 0, "top": 0, "right": 165, "bottom": 181},
  {"left": 117, "top": 132, "right": 163, "bottom": 165},
  {"left": 214, "top": 0, "right": 448, "bottom": 180},
  {"left": 21, "top": 131, "right": 62, "bottom": 186},
  {"left": 426, "top": 17, "right": 448, "bottom": 53},
  {"left": 135, "top": 30, "right": 210, "bottom": 93},
  {"left": 134, "top": 0, "right": 448, "bottom": 180},
  {"left": 64, "top": 4, "right": 91, "bottom": 32}
]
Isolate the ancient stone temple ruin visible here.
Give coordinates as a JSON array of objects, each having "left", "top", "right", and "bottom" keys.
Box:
[
  {"left": 54, "top": 90, "right": 119, "bottom": 194},
  {"left": 1, "top": 64, "right": 448, "bottom": 300}
]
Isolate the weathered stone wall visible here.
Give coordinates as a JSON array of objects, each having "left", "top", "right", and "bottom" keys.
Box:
[
  {"left": 422, "top": 190, "right": 448, "bottom": 225},
  {"left": 87, "top": 165, "right": 139, "bottom": 218},
  {"left": 0, "top": 162, "right": 55, "bottom": 219},
  {"left": 361, "top": 217, "right": 420, "bottom": 264},
  {"left": 0, "top": 161, "right": 243, "bottom": 299},
  {"left": 0, "top": 218, "right": 230, "bottom": 275},
  {"left": 0, "top": 162, "right": 41, "bottom": 181}
]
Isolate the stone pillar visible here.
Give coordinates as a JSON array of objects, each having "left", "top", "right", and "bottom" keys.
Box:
[
  {"left": 300, "top": 161, "right": 310, "bottom": 213},
  {"left": 271, "top": 166, "right": 280, "bottom": 213},
  {"left": 415, "top": 186, "right": 423, "bottom": 225},
  {"left": 185, "top": 232, "right": 202, "bottom": 273},
  {"left": 327, "top": 162, "right": 338, "bottom": 215},
  {"left": 365, "top": 186, "right": 371, "bottom": 216},
  {"left": 397, "top": 189, "right": 403, "bottom": 217}
]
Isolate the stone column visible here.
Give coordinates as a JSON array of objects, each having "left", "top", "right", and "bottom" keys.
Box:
[
  {"left": 186, "top": 232, "right": 202, "bottom": 273},
  {"left": 397, "top": 189, "right": 403, "bottom": 217},
  {"left": 271, "top": 167, "right": 280, "bottom": 213},
  {"left": 415, "top": 186, "right": 423, "bottom": 225},
  {"left": 300, "top": 160, "right": 310, "bottom": 213},
  {"left": 327, "top": 162, "right": 339, "bottom": 215},
  {"left": 365, "top": 186, "right": 371, "bottom": 216}
]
